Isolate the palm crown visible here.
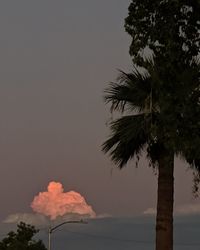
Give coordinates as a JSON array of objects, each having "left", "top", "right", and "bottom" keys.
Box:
[{"left": 102, "top": 61, "right": 200, "bottom": 171}]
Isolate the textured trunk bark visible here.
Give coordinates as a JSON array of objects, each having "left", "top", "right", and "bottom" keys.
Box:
[{"left": 156, "top": 151, "right": 174, "bottom": 250}]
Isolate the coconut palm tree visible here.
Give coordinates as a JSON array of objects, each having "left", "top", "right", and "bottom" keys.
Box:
[{"left": 102, "top": 61, "right": 200, "bottom": 250}]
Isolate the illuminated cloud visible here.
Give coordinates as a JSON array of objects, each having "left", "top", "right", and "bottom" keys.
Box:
[{"left": 31, "top": 181, "right": 96, "bottom": 220}]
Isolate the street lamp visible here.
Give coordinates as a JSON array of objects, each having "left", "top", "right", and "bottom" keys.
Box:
[{"left": 48, "top": 220, "right": 87, "bottom": 250}]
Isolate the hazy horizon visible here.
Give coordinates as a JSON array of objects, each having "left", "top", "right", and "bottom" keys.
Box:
[{"left": 1, "top": 216, "right": 200, "bottom": 250}]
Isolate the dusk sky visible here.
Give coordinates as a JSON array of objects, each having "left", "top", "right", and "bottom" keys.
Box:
[{"left": 0, "top": 1, "right": 198, "bottom": 222}]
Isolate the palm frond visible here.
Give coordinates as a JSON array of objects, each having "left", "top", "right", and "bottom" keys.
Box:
[
  {"left": 102, "top": 114, "right": 150, "bottom": 168},
  {"left": 104, "top": 68, "right": 152, "bottom": 113}
]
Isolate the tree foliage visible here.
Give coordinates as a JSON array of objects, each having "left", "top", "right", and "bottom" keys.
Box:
[
  {"left": 103, "top": 0, "right": 200, "bottom": 173},
  {"left": 103, "top": 1, "right": 200, "bottom": 249},
  {"left": 0, "top": 222, "right": 47, "bottom": 250},
  {"left": 125, "top": 0, "right": 200, "bottom": 67},
  {"left": 103, "top": 63, "right": 200, "bottom": 170}
]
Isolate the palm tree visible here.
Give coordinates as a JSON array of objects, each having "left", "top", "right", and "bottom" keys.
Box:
[{"left": 102, "top": 61, "right": 200, "bottom": 250}]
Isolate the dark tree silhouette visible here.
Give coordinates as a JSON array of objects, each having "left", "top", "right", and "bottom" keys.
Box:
[
  {"left": 0, "top": 222, "right": 47, "bottom": 250},
  {"left": 103, "top": 1, "right": 200, "bottom": 250}
]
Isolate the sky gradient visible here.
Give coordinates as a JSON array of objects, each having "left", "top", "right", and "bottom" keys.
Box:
[{"left": 0, "top": 0, "right": 198, "bottom": 221}]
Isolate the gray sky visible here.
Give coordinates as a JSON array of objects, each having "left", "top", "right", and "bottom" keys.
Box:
[{"left": 0, "top": 1, "right": 197, "bottom": 221}]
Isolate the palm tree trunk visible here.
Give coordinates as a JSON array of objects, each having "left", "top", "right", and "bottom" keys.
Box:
[{"left": 156, "top": 151, "right": 174, "bottom": 250}]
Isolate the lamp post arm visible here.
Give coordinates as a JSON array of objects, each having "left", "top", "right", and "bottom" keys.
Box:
[
  {"left": 50, "top": 220, "right": 87, "bottom": 233},
  {"left": 48, "top": 219, "right": 87, "bottom": 250}
]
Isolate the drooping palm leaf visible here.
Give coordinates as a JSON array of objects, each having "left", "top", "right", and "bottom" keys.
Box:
[
  {"left": 104, "top": 68, "right": 152, "bottom": 113},
  {"left": 103, "top": 64, "right": 161, "bottom": 168},
  {"left": 102, "top": 114, "right": 150, "bottom": 168}
]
